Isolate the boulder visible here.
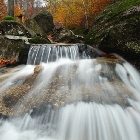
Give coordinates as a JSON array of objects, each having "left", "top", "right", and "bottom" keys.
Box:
[
  {"left": 85, "top": 1, "right": 140, "bottom": 70},
  {"left": 0, "top": 20, "right": 36, "bottom": 65},
  {"left": 0, "top": 20, "right": 36, "bottom": 37},
  {"left": 0, "top": 36, "right": 30, "bottom": 65},
  {"left": 34, "top": 65, "right": 43, "bottom": 73},
  {"left": 52, "top": 29, "right": 84, "bottom": 43},
  {"left": 0, "top": 58, "right": 132, "bottom": 117},
  {"left": 33, "top": 11, "right": 54, "bottom": 35},
  {"left": 0, "top": 20, "right": 52, "bottom": 65},
  {"left": 25, "top": 19, "right": 45, "bottom": 37},
  {"left": 54, "top": 22, "right": 63, "bottom": 31}
]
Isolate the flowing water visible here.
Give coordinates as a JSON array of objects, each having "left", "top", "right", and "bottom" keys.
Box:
[{"left": 0, "top": 44, "right": 140, "bottom": 140}]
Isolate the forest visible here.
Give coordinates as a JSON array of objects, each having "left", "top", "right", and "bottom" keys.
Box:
[{"left": 0, "top": 0, "right": 119, "bottom": 29}]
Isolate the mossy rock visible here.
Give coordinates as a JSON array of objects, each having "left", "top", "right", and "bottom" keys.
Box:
[
  {"left": 25, "top": 19, "right": 45, "bottom": 37},
  {"left": 33, "top": 11, "right": 54, "bottom": 34},
  {"left": 0, "top": 36, "right": 24, "bottom": 61},
  {"left": 0, "top": 20, "right": 36, "bottom": 37},
  {"left": 85, "top": 0, "right": 140, "bottom": 70},
  {"left": 29, "top": 36, "right": 51, "bottom": 44},
  {"left": 85, "top": 0, "right": 140, "bottom": 45}
]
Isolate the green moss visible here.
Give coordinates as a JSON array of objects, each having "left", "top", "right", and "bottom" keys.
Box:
[
  {"left": 29, "top": 36, "right": 51, "bottom": 44},
  {"left": 96, "top": 0, "right": 140, "bottom": 23},
  {"left": 4, "top": 16, "right": 15, "bottom": 21}
]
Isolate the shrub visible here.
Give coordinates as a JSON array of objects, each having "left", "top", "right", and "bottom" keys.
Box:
[{"left": 4, "top": 16, "right": 15, "bottom": 21}]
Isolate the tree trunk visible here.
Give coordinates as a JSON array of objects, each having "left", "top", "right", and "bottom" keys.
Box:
[
  {"left": 8, "top": 0, "right": 14, "bottom": 17},
  {"left": 14, "top": 0, "right": 17, "bottom": 5},
  {"left": 22, "top": 0, "right": 28, "bottom": 23}
]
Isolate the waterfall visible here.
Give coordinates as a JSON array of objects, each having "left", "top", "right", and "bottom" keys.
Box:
[
  {"left": 26, "top": 44, "right": 95, "bottom": 65},
  {"left": 0, "top": 44, "right": 140, "bottom": 140},
  {"left": 27, "top": 44, "right": 81, "bottom": 65}
]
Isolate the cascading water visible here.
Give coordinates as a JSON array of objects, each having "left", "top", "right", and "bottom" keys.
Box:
[
  {"left": 27, "top": 44, "right": 80, "bottom": 65},
  {"left": 0, "top": 44, "right": 140, "bottom": 140}
]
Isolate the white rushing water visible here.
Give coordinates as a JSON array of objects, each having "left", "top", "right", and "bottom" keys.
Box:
[
  {"left": 0, "top": 44, "right": 140, "bottom": 140},
  {"left": 1, "top": 102, "right": 140, "bottom": 140}
]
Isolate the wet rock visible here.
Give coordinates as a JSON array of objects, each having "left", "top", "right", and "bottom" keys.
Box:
[
  {"left": 3, "top": 95, "right": 17, "bottom": 108},
  {"left": 34, "top": 66, "right": 43, "bottom": 73},
  {"left": 0, "top": 58, "right": 134, "bottom": 117},
  {"left": 77, "top": 44, "right": 104, "bottom": 58}
]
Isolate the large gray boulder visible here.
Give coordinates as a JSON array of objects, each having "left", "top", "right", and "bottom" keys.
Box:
[{"left": 85, "top": 0, "right": 140, "bottom": 70}]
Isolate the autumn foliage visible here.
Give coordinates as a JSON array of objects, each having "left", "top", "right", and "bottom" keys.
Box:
[
  {"left": 0, "top": 0, "right": 119, "bottom": 28},
  {"left": 0, "top": 0, "right": 7, "bottom": 21},
  {"left": 47, "top": 0, "right": 113, "bottom": 29},
  {"left": 0, "top": 0, "right": 45, "bottom": 22},
  {"left": 0, "top": 58, "right": 16, "bottom": 67}
]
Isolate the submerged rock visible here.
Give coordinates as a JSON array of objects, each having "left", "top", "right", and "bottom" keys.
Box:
[{"left": 85, "top": 0, "right": 140, "bottom": 70}]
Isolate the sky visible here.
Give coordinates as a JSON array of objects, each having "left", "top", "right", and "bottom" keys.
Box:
[
  {"left": 4, "top": 0, "right": 47, "bottom": 7},
  {"left": 35, "top": 0, "right": 48, "bottom": 7}
]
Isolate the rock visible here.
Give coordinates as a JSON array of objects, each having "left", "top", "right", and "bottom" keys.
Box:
[
  {"left": 25, "top": 19, "right": 45, "bottom": 37},
  {"left": 0, "top": 58, "right": 133, "bottom": 117},
  {"left": 54, "top": 22, "right": 63, "bottom": 31},
  {"left": 0, "top": 20, "right": 52, "bottom": 65},
  {"left": 33, "top": 11, "right": 54, "bottom": 35},
  {"left": 3, "top": 95, "right": 17, "bottom": 108},
  {"left": 85, "top": 1, "right": 140, "bottom": 70},
  {"left": 34, "top": 66, "right": 43, "bottom": 73},
  {"left": 18, "top": 43, "right": 31, "bottom": 64},
  {"left": 0, "top": 20, "right": 36, "bottom": 37},
  {"left": 0, "top": 20, "right": 38, "bottom": 64},
  {"left": 77, "top": 44, "right": 105, "bottom": 58},
  {"left": 0, "top": 35, "right": 33, "bottom": 65},
  {"left": 28, "top": 36, "right": 51, "bottom": 44},
  {"left": 0, "top": 36, "right": 24, "bottom": 62},
  {"left": 52, "top": 29, "right": 84, "bottom": 43},
  {"left": 73, "top": 28, "right": 89, "bottom": 37}
]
